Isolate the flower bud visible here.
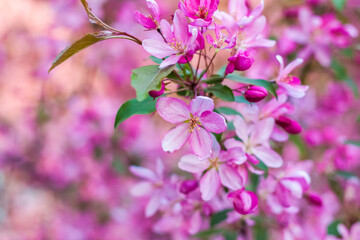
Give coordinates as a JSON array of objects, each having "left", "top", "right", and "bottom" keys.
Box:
[
  {"left": 228, "top": 189, "right": 258, "bottom": 215},
  {"left": 244, "top": 85, "right": 268, "bottom": 102},
  {"left": 305, "top": 192, "right": 323, "bottom": 207},
  {"left": 179, "top": 180, "right": 198, "bottom": 194},
  {"left": 225, "top": 50, "right": 254, "bottom": 75},
  {"left": 275, "top": 116, "right": 302, "bottom": 134},
  {"left": 149, "top": 81, "right": 165, "bottom": 99}
]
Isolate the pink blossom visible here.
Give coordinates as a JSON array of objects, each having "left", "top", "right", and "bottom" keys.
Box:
[
  {"left": 206, "top": 23, "right": 237, "bottom": 50},
  {"left": 225, "top": 116, "right": 283, "bottom": 168},
  {"left": 142, "top": 10, "right": 199, "bottom": 68},
  {"left": 134, "top": 0, "right": 160, "bottom": 30},
  {"left": 178, "top": 136, "right": 245, "bottom": 201},
  {"left": 275, "top": 116, "right": 302, "bottom": 134},
  {"left": 129, "top": 159, "right": 166, "bottom": 217},
  {"left": 179, "top": 0, "right": 219, "bottom": 27},
  {"left": 228, "top": 189, "right": 258, "bottom": 215},
  {"left": 156, "top": 96, "right": 226, "bottom": 157},
  {"left": 276, "top": 55, "right": 309, "bottom": 98}
]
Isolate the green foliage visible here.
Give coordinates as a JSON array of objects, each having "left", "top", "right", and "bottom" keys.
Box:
[
  {"left": 331, "top": 0, "right": 347, "bottom": 11},
  {"left": 202, "top": 75, "right": 224, "bottom": 84},
  {"left": 327, "top": 219, "right": 342, "bottom": 237},
  {"left": 210, "top": 209, "right": 233, "bottom": 227},
  {"left": 131, "top": 65, "right": 175, "bottom": 101},
  {"left": 49, "top": 32, "right": 132, "bottom": 72},
  {"left": 205, "top": 84, "right": 235, "bottom": 102},
  {"left": 226, "top": 74, "right": 277, "bottom": 98},
  {"left": 150, "top": 56, "right": 163, "bottom": 64},
  {"left": 331, "top": 59, "right": 359, "bottom": 97},
  {"left": 234, "top": 95, "right": 250, "bottom": 104},
  {"left": 216, "top": 107, "right": 242, "bottom": 116},
  {"left": 114, "top": 96, "right": 156, "bottom": 128},
  {"left": 336, "top": 171, "right": 357, "bottom": 179},
  {"left": 345, "top": 140, "right": 360, "bottom": 147}
]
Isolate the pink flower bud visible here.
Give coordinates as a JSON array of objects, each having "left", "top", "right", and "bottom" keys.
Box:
[
  {"left": 225, "top": 50, "right": 254, "bottom": 75},
  {"left": 244, "top": 85, "right": 268, "bottom": 102},
  {"left": 275, "top": 116, "right": 302, "bottom": 134},
  {"left": 228, "top": 189, "right": 258, "bottom": 215},
  {"left": 179, "top": 180, "right": 198, "bottom": 194},
  {"left": 149, "top": 81, "right": 165, "bottom": 99},
  {"left": 305, "top": 192, "right": 323, "bottom": 207}
]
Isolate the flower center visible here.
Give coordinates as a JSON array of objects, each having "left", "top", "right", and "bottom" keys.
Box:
[
  {"left": 168, "top": 38, "right": 186, "bottom": 53},
  {"left": 188, "top": 116, "right": 200, "bottom": 133},
  {"left": 197, "top": 7, "right": 208, "bottom": 19}
]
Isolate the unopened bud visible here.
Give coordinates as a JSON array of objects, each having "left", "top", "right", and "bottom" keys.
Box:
[
  {"left": 244, "top": 85, "right": 268, "bottom": 102},
  {"left": 228, "top": 189, "right": 258, "bottom": 215},
  {"left": 179, "top": 180, "right": 198, "bottom": 194},
  {"left": 276, "top": 116, "right": 302, "bottom": 134},
  {"left": 149, "top": 81, "right": 165, "bottom": 99},
  {"left": 225, "top": 50, "right": 254, "bottom": 75},
  {"left": 305, "top": 192, "right": 323, "bottom": 207}
]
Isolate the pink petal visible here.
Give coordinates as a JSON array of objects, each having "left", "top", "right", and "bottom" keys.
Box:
[
  {"left": 280, "top": 179, "right": 303, "bottom": 199},
  {"left": 221, "top": 147, "right": 246, "bottom": 165},
  {"left": 145, "top": 191, "right": 162, "bottom": 217},
  {"left": 156, "top": 97, "right": 190, "bottom": 123},
  {"left": 160, "top": 19, "right": 174, "bottom": 41},
  {"left": 173, "top": 10, "right": 189, "bottom": 43},
  {"left": 155, "top": 158, "right": 164, "bottom": 179},
  {"left": 233, "top": 116, "right": 249, "bottom": 142},
  {"left": 142, "top": 39, "right": 177, "bottom": 59},
  {"left": 219, "top": 164, "right": 243, "bottom": 190},
  {"left": 282, "top": 58, "right": 303, "bottom": 77},
  {"left": 189, "top": 96, "right": 215, "bottom": 116},
  {"left": 200, "top": 168, "right": 220, "bottom": 201},
  {"left": 350, "top": 222, "right": 360, "bottom": 239},
  {"left": 178, "top": 154, "right": 210, "bottom": 173},
  {"left": 210, "top": 134, "right": 221, "bottom": 159},
  {"left": 159, "top": 54, "right": 183, "bottom": 68},
  {"left": 131, "top": 181, "right": 153, "bottom": 196},
  {"left": 129, "top": 165, "right": 157, "bottom": 181},
  {"left": 337, "top": 224, "right": 349, "bottom": 239},
  {"left": 224, "top": 138, "right": 245, "bottom": 151},
  {"left": 252, "top": 146, "right": 283, "bottom": 168},
  {"left": 189, "top": 127, "right": 213, "bottom": 158},
  {"left": 162, "top": 123, "right": 191, "bottom": 153},
  {"left": 279, "top": 82, "right": 309, "bottom": 99},
  {"left": 314, "top": 45, "right": 331, "bottom": 67},
  {"left": 146, "top": 0, "right": 160, "bottom": 19},
  {"left": 250, "top": 118, "right": 274, "bottom": 145},
  {"left": 188, "top": 211, "right": 202, "bottom": 234},
  {"left": 200, "top": 111, "right": 227, "bottom": 134},
  {"left": 271, "top": 126, "right": 289, "bottom": 142}
]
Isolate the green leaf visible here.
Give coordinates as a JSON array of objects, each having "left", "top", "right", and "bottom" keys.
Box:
[
  {"left": 150, "top": 56, "right": 163, "bottom": 64},
  {"left": 331, "top": 0, "right": 347, "bottom": 11},
  {"left": 49, "top": 32, "right": 131, "bottom": 72},
  {"left": 336, "top": 171, "right": 357, "bottom": 179},
  {"left": 327, "top": 219, "right": 342, "bottom": 237},
  {"left": 331, "top": 59, "right": 348, "bottom": 80},
  {"left": 253, "top": 217, "right": 269, "bottom": 240},
  {"left": 114, "top": 96, "right": 156, "bottom": 128},
  {"left": 290, "top": 135, "right": 307, "bottom": 159},
  {"left": 193, "top": 229, "right": 223, "bottom": 238},
  {"left": 210, "top": 209, "right": 233, "bottom": 227},
  {"left": 227, "top": 121, "right": 235, "bottom": 131},
  {"left": 345, "top": 140, "right": 360, "bottom": 147},
  {"left": 222, "top": 230, "right": 237, "bottom": 240},
  {"left": 226, "top": 74, "right": 277, "bottom": 98},
  {"left": 205, "top": 85, "right": 235, "bottom": 102},
  {"left": 131, "top": 65, "right": 175, "bottom": 101},
  {"left": 235, "top": 95, "right": 250, "bottom": 104},
  {"left": 216, "top": 107, "right": 241, "bottom": 116},
  {"left": 202, "top": 76, "right": 224, "bottom": 84}
]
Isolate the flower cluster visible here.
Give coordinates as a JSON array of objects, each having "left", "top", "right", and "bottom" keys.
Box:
[{"left": 1, "top": 0, "right": 359, "bottom": 239}]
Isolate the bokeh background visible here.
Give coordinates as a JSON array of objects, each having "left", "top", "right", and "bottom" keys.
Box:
[{"left": 0, "top": 0, "right": 359, "bottom": 239}]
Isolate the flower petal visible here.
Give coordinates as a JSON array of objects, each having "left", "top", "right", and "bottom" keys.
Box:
[
  {"left": 142, "top": 39, "right": 177, "bottom": 58},
  {"left": 252, "top": 146, "right": 283, "bottom": 168},
  {"left": 129, "top": 165, "right": 157, "bottom": 181},
  {"left": 219, "top": 164, "right": 243, "bottom": 190},
  {"left": 189, "top": 127, "right": 212, "bottom": 158},
  {"left": 162, "top": 123, "right": 190, "bottom": 153},
  {"left": 282, "top": 58, "right": 303, "bottom": 77},
  {"left": 159, "top": 54, "right": 182, "bottom": 69},
  {"left": 249, "top": 118, "right": 274, "bottom": 145},
  {"left": 233, "top": 115, "right": 249, "bottom": 142},
  {"left": 173, "top": 10, "right": 189, "bottom": 43},
  {"left": 156, "top": 97, "right": 190, "bottom": 123},
  {"left": 200, "top": 111, "right": 227, "bottom": 134},
  {"left": 145, "top": 191, "right": 162, "bottom": 217},
  {"left": 200, "top": 168, "right": 220, "bottom": 201},
  {"left": 131, "top": 181, "right": 153, "bottom": 196},
  {"left": 178, "top": 154, "right": 210, "bottom": 173},
  {"left": 189, "top": 96, "right": 215, "bottom": 116}
]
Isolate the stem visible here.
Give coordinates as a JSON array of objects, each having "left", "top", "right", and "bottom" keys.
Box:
[
  {"left": 198, "top": 52, "right": 217, "bottom": 82},
  {"left": 185, "top": 56, "right": 196, "bottom": 81},
  {"left": 195, "top": 50, "right": 202, "bottom": 81},
  {"left": 165, "top": 88, "right": 187, "bottom": 95},
  {"left": 171, "top": 70, "right": 185, "bottom": 82},
  {"left": 157, "top": 28, "right": 167, "bottom": 43}
]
